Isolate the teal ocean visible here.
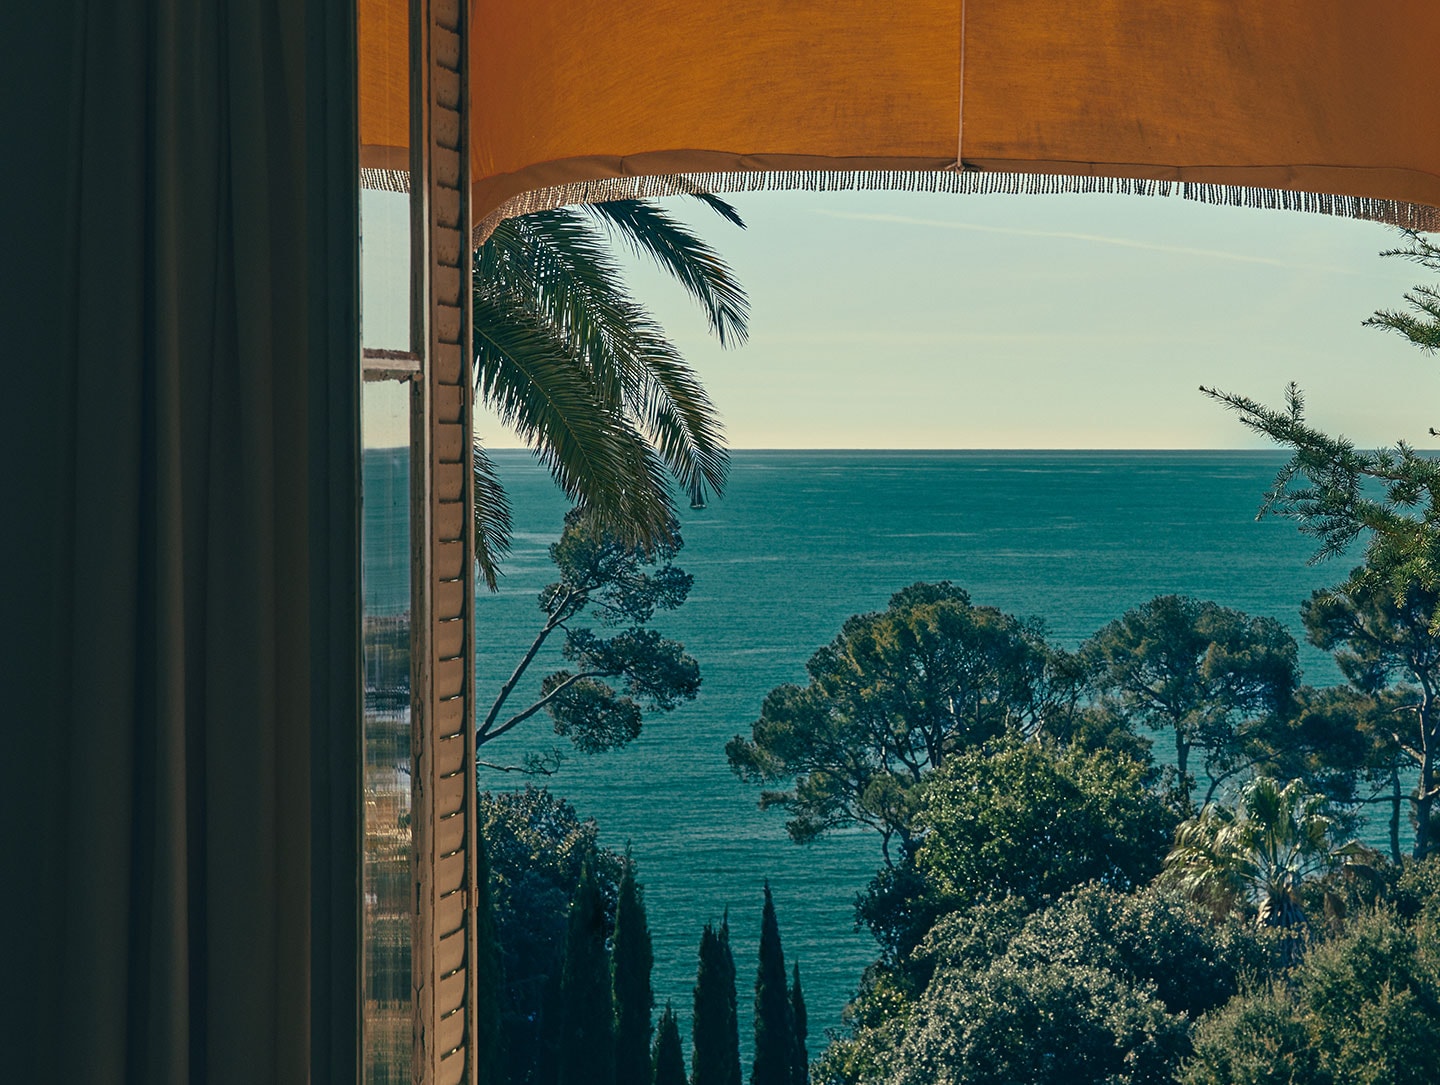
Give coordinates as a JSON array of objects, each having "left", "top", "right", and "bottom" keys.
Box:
[{"left": 365, "top": 449, "right": 1364, "bottom": 1046}]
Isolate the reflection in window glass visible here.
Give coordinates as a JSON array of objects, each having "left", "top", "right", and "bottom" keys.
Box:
[{"left": 363, "top": 379, "right": 412, "bottom": 1084}]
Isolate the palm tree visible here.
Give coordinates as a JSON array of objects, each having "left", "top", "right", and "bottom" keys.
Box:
[
  {"left": 471, "top": 194, "right": 748, "bottom": 588},
  {"left": 1162, "top": 776, "right": 1353, "bottom": 938}
]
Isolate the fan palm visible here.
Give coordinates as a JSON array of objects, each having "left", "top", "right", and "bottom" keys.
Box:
[
  {"left": 471, "top": 194, "right": 748, "bottom": 588},
  {"left": 1162, "top": 776, "right": 1353, "bottom": 938}
]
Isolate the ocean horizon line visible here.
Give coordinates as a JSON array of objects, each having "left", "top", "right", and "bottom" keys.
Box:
[{"left": 469, "top": 445, "right": 1295, "bottom": 454}]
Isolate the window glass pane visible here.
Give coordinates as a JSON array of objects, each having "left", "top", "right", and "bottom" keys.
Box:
[
  {"left": 362, "top": 379, "right": 413, "bottom": 1084},
  {"left": 361, "top": 186, "right": 413, "bottom": 352}
]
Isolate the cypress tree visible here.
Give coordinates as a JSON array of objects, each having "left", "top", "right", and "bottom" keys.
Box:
[
  {"left": 751, "top": 884, "right": 793, "bottom": 1085},
  {"left": 557, "top": 858, "right": 616, "bottom": 1085},
  {"left": 475, "top": 828, "right": 506, "bottom": 1085},
  {"left": 613, "top": 856, "right": 655, "bottom": 1085},
  {"left": 691, "top": 917, "right": 741, "bottom": 1085},
  {"left": 652, "top": 1002, "right": 687, "bottom": 1085},
  {"left": 718, "top": 916, "right": 741, "bottom": 1085},
  {"left": 789, "top": 965, "right": 807, "bottom": 1085}
]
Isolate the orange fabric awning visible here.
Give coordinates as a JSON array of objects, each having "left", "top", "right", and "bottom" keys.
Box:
[{"left": 360, "top": 0, "right": 1440, "bottom": 230}]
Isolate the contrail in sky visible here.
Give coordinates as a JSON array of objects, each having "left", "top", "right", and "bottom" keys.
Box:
[{"left": 813, "top": 209, "right": 1353, "bottom": 272}]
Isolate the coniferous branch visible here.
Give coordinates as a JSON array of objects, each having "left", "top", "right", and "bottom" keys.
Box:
[
  {"left": 1200, "top": 381, "right": 1440, "bottom": 582},
  {"left": 477, "top": 511, "right": 699, "bottom": 770},
  {"left": 1365, "top": 229, "right": 1440, "bottom": 353}
]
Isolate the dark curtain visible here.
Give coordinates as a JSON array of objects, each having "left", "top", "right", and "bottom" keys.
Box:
[{"left": 2, "top": 2, "right": 360, "bottom": 1082}]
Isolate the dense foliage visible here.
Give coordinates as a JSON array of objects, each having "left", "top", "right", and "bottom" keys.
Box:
[
  {"left": 817, "top": 885, "right": 1276, "bottom": 1085},
  {"left": 728, "top": 585, "right": 1319, "bottom": 868},
  {"left": 1184, "top": 898, "right": 1440, "bottom": 1085},
  {"left": 854, "top": 736, "right": 1175, "bottom": 960},
  {"left": 480, "top": 788, "right": 623, "bottom": 1083},
  {"left": 917, "top": 738, "right": 1177, "bottom": 909},
  {"left": 475, "top": 829, "right": 506, "bottom": 1085},
  {"left": 1301, "top": 555, "right": 1440, "bottom": 859},
  {"left": 817, "top": 818, "right": 1440, "bottom": 1085},
  {"left": 479, "top": 795, "right": 812, "bottom": 1085},
  {"left": 719, "top": 571, "right": 1440, "bottom": 1085},
  {"left": 777, "top": 515, "right": 1440, "bottom": 1083}
]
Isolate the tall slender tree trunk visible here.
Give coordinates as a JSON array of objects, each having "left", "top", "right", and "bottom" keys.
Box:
[
  {"left": 1416, "top": 696, "right": 1435, "bottom": 861},
  {"left": 1175, "top": 729, "right": 1192, "bottom": 803},
  {"left": 1390, "top": 763, "right": 1403, "bottom": 867}
]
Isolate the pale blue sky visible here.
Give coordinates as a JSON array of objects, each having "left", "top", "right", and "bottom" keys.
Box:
[{"left": 362, "top": 186, "right": 1437, "bottom": 450}]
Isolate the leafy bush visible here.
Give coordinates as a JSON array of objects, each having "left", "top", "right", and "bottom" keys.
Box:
[
  {"left": 916, "top": 738, "right": 1177, "bottom": 911},
  {"left": 1005, "top": 885, "right": 1279, "bottom": 1019},
  {"left": 1183, "top": 904, "right": 1440, "bottom": 1085},
  {"left": 886, "top": 958, "right": 1187, "bottom": 1085}
]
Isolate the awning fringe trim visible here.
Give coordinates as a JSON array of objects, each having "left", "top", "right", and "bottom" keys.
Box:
[{"left": 357, "top": 167, "right": 1440, "bottom": 245}]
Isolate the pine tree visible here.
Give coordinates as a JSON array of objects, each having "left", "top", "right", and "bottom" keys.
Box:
[
  {"left": 557, "top": 858, "right": 616, "bottom": 1085},
  {"left": 691, "top": 917, "right": 741, "bottom": 1085},
  {"left": 652, "top": 1002, "right": 687, "bottom": 1085},
  {"left": 751, "top": 884, "right": 793, "bottom": 1085},
  {"left": 475, "top": 828, "right": 506, "bottom": 1085},
  {"left": 789, "top": 965, "right": 807, "bottom": 1085},
  {"left": 613, "top": 856, "right": 655, "bottom": 1085}
]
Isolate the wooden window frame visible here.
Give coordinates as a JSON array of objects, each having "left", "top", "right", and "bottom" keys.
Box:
[{"left": 360, "top": 1, "right": 479, "bottom": 1081}]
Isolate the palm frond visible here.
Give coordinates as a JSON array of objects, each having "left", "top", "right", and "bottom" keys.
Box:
[
  {"left": 473, "top": 286, "right": 675, "bottom": 546},
  {"left": 468, "top": 195, "right": 743, "bottom": 575},
  {"left": 690, "top": 191, "right": 747, "bottom": 229},
  {"left": 480, "top": 210, "right": 730, "bottom": 506},
  {"left": 471, "top": 441, "right": 512, "bottom": 592},
  {"left": 585, "top": 198, "right": 750, "bottom": 347},
  {"left": 479, "top": 210, "right": 633, "bottom": 403},
  {"left": 582, "top": 297, "right": 729, "bottom": 505}
]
